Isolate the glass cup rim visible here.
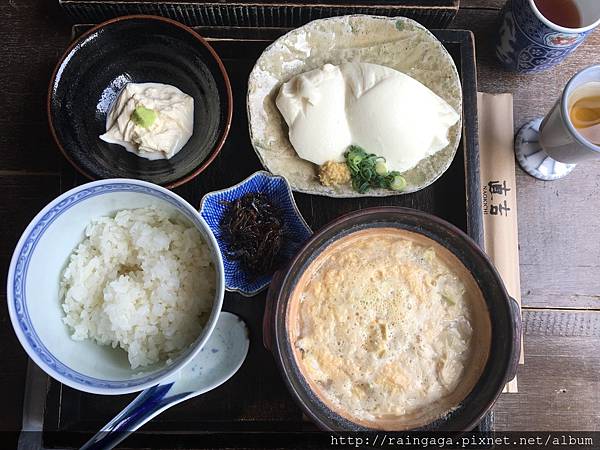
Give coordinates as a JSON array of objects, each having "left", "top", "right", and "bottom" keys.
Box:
[
  {"left": 561, "top": 64, "right": 600, "bottom": 153},
  {"left": 528, "top": 0, "right": 600, "bottom": 33}
]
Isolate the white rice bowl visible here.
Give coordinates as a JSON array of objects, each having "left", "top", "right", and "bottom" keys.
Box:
[{"left": 60, "top": 206, "right": 216, "bottom": 369}]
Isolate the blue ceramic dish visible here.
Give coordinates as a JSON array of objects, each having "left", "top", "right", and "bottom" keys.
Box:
[{"left": 199, "top": 171, "right": 312, "bottom": 297}]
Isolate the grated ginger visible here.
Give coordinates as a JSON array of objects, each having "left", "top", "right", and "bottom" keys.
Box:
[{"left": 318, "top": 161, "right": 351, "bottom": 187}]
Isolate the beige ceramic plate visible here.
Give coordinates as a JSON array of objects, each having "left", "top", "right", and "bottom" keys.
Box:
[{"left": 247, "top": 15, "right": 462, "bottom": 197}]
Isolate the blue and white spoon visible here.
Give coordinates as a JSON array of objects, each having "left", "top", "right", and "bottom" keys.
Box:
[{"left": 81, "top": 312, "right": 249, "bottom": 450}]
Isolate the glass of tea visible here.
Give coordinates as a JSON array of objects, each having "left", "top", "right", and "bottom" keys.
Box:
[
  {"left": 515, "top": 64, "right": 600, "bottom": 180},
  {"left": 496, "top": 0, "right": 600, "bottom": 73}
]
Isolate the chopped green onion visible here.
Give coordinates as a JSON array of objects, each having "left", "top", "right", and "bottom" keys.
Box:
[
  {"left": 343, "top": 146, "right": 407, "bottom": 193},
  {"left": 389, "top": 174, "right": 407, "bottom": 191},
  {"left": 375, "top": 161, "right": 388, "bottom": 176},
  {"left": 360, "top": 166, "right": 374, "bottom": 181},
  {"left": 346, "top": 146, "right": 366, "bottom": 169}
]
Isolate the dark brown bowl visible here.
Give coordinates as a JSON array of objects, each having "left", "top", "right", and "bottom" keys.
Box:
[
  {"left": 48, "top": 15, "right": 232, "bottom": 188},
  {"left": 263, "top": 206, "right": 521, "bottom": 432}
]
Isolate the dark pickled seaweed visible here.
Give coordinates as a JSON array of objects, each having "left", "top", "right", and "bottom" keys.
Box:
[{"left": 220, "top": 193, "right": 285, "bottom": 277}]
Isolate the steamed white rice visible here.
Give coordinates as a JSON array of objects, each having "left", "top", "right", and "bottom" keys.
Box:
[{"left": 60, "top": 206, "right": 216, "bottom": 369}]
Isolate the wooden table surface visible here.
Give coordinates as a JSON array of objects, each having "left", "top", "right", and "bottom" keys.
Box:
[{"left": 1, "top": 0, "right": 599, "bottom": 443}]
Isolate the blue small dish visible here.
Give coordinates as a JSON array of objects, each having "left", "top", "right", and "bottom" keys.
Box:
[{"left": 199, "top": 171, "right": 312, "bottom": 297}]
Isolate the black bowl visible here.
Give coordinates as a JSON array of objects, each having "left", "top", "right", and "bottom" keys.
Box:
[
  {"left": 48, "top": 15, "right": 232, "bottom": 188},
  {"left": 264, "top": 207, "right": 522, "bottom": 432}
]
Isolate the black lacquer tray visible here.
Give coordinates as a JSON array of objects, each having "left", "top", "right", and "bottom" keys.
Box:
[
  {"left": 58, "top": 0, "right": 459, "bottom": 28},
  {"left": 30, "top": 25, "right": 489, "bottom": 450}
]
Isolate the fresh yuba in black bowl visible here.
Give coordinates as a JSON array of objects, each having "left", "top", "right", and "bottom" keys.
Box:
[{"left": 48, "top": 15, "right": 232, "bottom": 188}]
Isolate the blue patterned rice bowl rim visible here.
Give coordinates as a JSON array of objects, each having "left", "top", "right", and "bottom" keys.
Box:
[
  {"left": 7, "top": 179, "right": 224, "bottom": 395},
  {"left": 199, "top": 171, "right": 312, "bottom": 297}
]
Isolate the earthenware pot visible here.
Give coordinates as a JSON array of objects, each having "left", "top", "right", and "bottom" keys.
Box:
[{"left": 263, "top": 206, "right": 521, "bottom": 431}]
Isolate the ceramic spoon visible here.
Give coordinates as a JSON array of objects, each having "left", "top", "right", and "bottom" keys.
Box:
[{"left": 80, "top": 311, "right": 249, "bottom": 450}]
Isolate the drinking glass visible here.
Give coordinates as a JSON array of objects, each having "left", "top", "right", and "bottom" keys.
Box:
[{"left": 515, "top": 64, "right": 600, "bottom": 180}]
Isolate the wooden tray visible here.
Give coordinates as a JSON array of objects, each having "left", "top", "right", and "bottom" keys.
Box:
[
  {"left": 38, "top": 25, "right": 488, "bottom": 449},
  {"left": 58, "top": 0, "right": 459, "bottom": 28}
]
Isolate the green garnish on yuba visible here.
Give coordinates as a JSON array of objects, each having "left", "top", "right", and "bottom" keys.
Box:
[
  {"left": 131, "top": 106, "right": 157, "bottom": 129},
  {"left": 344, "top": 145, "right": 407, "bottom": 194}
]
